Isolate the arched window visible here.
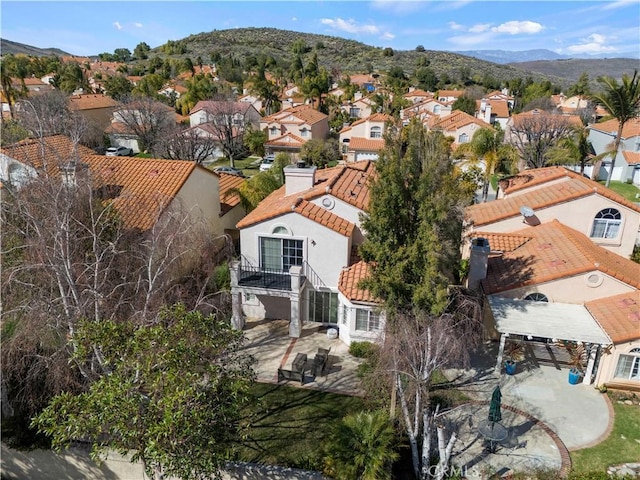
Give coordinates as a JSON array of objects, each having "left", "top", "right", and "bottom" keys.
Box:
[
  {"left": 272, "top": 226, "right": 289, "bottom": 235},
  {"left": 458, "top": 133, "right": 469, "bottom": 143},
  {"left": 370, "top": 126, "right": 382, "bottom": 139},
  {"left": 524, "top": 293, "right": 548, "bottom": 302},
  {"left": 300, "top": 127, "right": 309, "bottom": 138},
  {"left": 590, "top": 208, "right": 621, "bottom": 239},
  {"left": 615, "top": 348, "right": 640, "bottom": 381}
]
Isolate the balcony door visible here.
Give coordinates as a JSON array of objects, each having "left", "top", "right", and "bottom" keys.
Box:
[{"left": 260, "top": 237, "right": 303, "bottom": 272}]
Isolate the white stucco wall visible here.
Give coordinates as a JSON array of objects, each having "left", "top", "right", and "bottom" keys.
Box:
[
  {"left": 594, "top": 339, "right": 640, "bottom": 388},
  {"left": 0, "top": 154, "right": 37, "bottom": 188},
  {"left": 172, "top": 166, "right": 222, "bottom": 235},
  {"left": 337, "top": 292, "right": 385, "bottom": 345},
  {"left": 239, "top": 211, "right": 352, "bottom": 288}
]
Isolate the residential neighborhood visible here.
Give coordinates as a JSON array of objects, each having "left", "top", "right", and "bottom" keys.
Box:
[{"left": 1, "top": 17, "right": 639, "bottom": 480}]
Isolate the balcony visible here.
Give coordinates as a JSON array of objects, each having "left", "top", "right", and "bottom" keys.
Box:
[{"left": 237, "top": 264, "right": 304, "bottom": 291}]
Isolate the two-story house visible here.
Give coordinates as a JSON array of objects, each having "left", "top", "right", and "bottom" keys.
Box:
[
  {"left": 260, "top": 105, "right": 329, "bottom": 159},
  {"left": 339, "top": 113, "right": 393, "bottom": 162},
  {"left": 587, "top": 117, "right": 640, "bottom": 185},
  {"left": 229, "top": 161, "right": 384, "bottom": 345},
  {"left": 401, "top": 97, "right": 452, "bottom": 126},
  {"left": 475, "top": 97, "right": 511, "bottom": 129},
  {"left": 189, "top": 100, "right": 261, "bottom": 129},
  {"left": 428, "top": 110, "right": 493, "bottom": 147},
  {"left": 340, "top": 93, "right": 375, "bottom": 120},
  {"left": 464, "top": 167, "right": 640, "bottom": 390}
]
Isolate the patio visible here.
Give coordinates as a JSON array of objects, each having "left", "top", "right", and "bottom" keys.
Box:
[{"left": 240, "top": 319, "right": 365, "bottom": 396}]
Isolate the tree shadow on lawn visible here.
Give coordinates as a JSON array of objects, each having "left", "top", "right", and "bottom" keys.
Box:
[{"left": 234, "top": 382, "right": 365, "bottom": 468}]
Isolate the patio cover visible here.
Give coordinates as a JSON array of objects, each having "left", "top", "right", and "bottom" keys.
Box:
[{"left": 488, "top": 296, "right": 612, "bottom": 345}]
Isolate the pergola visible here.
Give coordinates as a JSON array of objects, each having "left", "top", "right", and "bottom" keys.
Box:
[{"left": 488, "top": 296, "right": 612, "bottom": 384}]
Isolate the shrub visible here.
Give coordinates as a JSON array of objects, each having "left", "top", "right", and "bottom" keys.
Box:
[{"left": 349, "top": 341, "right": 376, "bottom": 358}]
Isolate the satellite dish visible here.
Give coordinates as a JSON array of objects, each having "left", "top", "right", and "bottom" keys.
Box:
[{"left": 519, "top": 206, "right": 535, "bottom": 218}]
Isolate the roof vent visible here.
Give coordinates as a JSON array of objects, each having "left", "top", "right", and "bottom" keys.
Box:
[
  {"left": 296, "top": 160, "right": 306, "bottom": 168},
  {"left": 520, "top": 206, "right": 535, "bottom": 218}
]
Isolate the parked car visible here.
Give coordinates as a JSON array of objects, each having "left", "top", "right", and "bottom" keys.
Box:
[
  {"left": 105, "top": 146, "right": 133, "bottom": 157},
  {"left": 259, "top": 154, "right": 276, "bottom": 172},
  {"left": 214, "top": 166, "right": 244, "bottom": 177}
]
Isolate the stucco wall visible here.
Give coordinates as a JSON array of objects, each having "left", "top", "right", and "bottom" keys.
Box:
[
  {"left": 239, "top": 211, "right": 352, "bottom": 288},
  {"left": 492, "top": 273, "right": 636, "bottom": 305},
  {"left": 173, "top": 166, "right": 222, "bottom": 235},
  {"left": 595, "top": 339, "right": 640, "bottom": 388},
  {"left": 469, "top": 194, "right": 640, "bottom": 258}
]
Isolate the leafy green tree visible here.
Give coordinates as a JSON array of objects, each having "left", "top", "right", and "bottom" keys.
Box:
[
  {"left": 590, "top": 70, "right": 640, "bottom": 187},
  {"left": 452, "top": 95, "right": 476, "bottom": 115},
  {"left": 133, "top": 42, "right": 151, "bottom": 60},
  {"left": 113, "top": 47, "right": 132, "bottom": 63},
  {"left": 382, "top": 47, "right": 394, "bottom": 57},
  {"left": 180, "top": 57, "right": 195, "bottom": 75},
  {"left": 359, "top": 120, "right": 475, "bottom": 315},
  {"left": 323, "top": 410, "right": 398, "bottom": 480},
  {"left": 103, "top": 75, "right": 134, "bottom": 100},
  {"left": 415, "top": 45, "right": 426, "bottom": 52},
  {"left": 132, "top": 73, "right": 165, "bottom": 98},
  {"left": 568, "top": 72, "right": 591, "bottom": 97},
  {"left": 300, "top": 138, "right": 341, "bottom": 168},
  {"left": 414, "top": 67, "right": 438, "bottom": 92},
  {"left": 33, "top": 304, "right": 255, "bottom": 480},
  {"left": 0, "top": 55, "right": 26, "bottom": 119},
  {"left": 243, "top": 127, "right": 267, "bottom": 157},
  {"left": 229, "top": 169, "right": 282, "bottom": 212},
  {"left": 301, "top": 66, "right": 330, "bottom": 110},
  {"left": 176, "top": 73, "right": 217, "bottom": 115},
  {"left": 52, "top": 62, "right": 90, "bottom": 94},
  {"left": 291, "top": 39, "right": 310, "bottom": 55}
]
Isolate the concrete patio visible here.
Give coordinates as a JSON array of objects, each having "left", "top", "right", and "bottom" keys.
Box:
[{"left": 240, "top": 319, "right": 365, "bottom": 396}]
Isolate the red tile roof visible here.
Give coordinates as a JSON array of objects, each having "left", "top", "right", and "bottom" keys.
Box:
[
  {"left": 237, "top": 161, "right": 375, "bottom": 232},
  {"left": 69, "top": 94, "right": 119, "bottom": 111},
  {"left": 590, "top": 117, "right": 640, "bottom": 139},
  {"left": 481, "top": 220, "right": 640, "bottom": 294},
  {"left": 218, "top": 172, "right": 245, "bottom": 215},
  {"left": 348, "top": 137, "right": 385, "bottom": 151},
  {"left": 623, "top": 151, "right": 640, "bottom": 165},
  {"left": 510, "top": 109, "right": 583, "bottom": 128},
  {"left": 586, "top": 292, "right": 640, "bottom": 343},
  {"left": 265, "top": 132, "right": 306, "bottom": 148},
  {"left": 466, "top": 167, "right": 640, "bottom": 227},
  {"left": 431, "top": 110, "right": 492, "bottom": 132},
  {"left": 338, "top": 261, "right": 378, "bottom": 303}
]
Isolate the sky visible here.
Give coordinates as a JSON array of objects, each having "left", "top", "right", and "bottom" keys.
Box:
[{"left": 1, "top": 0, "right": 639, "bottom": 58}]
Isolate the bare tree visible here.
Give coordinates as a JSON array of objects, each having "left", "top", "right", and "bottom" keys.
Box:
[
  {"left": 379, "top": 290, "right": 482, "bottom": 480},
  {"left": 197, "top": 97, "right": 255, "bottom": 167},
  {"left": 114, "top": 96, "right": 176, "bottom": 155},
  {"left": 158, "top": 123, "right": 221, "bottom": 164},
  {"left": 507, "top": 110, "right": 578, "bottom": 169}
]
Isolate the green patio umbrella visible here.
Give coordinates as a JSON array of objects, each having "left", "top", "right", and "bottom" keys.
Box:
[{"left": 488, "top": 385, "right": 502, "bottom": 425}]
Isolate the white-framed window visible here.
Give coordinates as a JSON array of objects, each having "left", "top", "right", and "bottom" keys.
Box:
[
  {"left": 340, "top": 305, "right": 348, "bottom": 325},
  {"left": 370, "top": 126, "right": 382, "bottom": 139},
  {"left": 458, "top": 133, "right": 469, "bottom": 143},
  {"left": 355, "top": 309, "right": 381, "bottom": 332},
  {"left": 434, "top": 105, "right": 441, "bottom": 114},
  {"left": 300, "top": 127, "right": 309, "bottom": 138},
  {"left": 259, "top": 237, "right": 303, "bottom": 272},
  {"left": 524, "top": 293, "right": 548, "bottom": 302},
  {"left": 614, "top": 348, "right": 640, "bottom": 381},
  {"left": 349, "top": 107, "right": 360, "bottom": 118},
  {"left": 590, "top": 208, "right": 621, "bottom": 239},
  {"left": 269, "top": 126, "right": 278, "bottom": 137}
]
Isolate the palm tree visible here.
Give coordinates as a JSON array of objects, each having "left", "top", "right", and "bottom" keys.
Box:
[
  {"left": 323, "top": 410, "right": 398, "bottom": 480},
  {"left": 456, "top": 127, "right": 518, "bottom": 202},
  {"left": 546, "top": 124, "right": 595, "bottom": 176},
  {"left": 590, "top": 70, "right": 640, "bottom": 187}
]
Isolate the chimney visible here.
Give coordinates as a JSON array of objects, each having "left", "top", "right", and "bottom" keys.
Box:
[
  {"left": 467, "top": 237, "right": 491, "bottom": 290},
  {"left": 284, "top": 163, "right": 316, "bottom": 196}
]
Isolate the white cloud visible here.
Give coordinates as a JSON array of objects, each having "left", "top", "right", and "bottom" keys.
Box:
[
  {"left": 134, "top": 22, "right": 143, "bottom": 28},
  {"left": 447, "top": 32, "right": 495, "bottom": 47},
  {"left": 320, "top": 18, "right": 380, "bottom": 35},
  {"left": 113, "top": 21, "right": 123, "bottom": 31},
  {"left": 469, "top": 23, "right": 491, "bottom": 33},
  {"left": 448, "top": 21, "right": 464, "bottom": 31},
  {"left": 566, "top": 33, "right": 617, "bottom": 54},
  {"left": 291, "top": 17, "right": 297, "bottom": 21},
  {"left": 491, "top": 20, "right": 543, "bottom": 35},
  {"left": 382, "top": 32, "right": 395, "bottom": 40},
  {"left": 601, "top": 0, "right": 637, "bottom": 10},
  {"left": 370, "top": 0, "right": 424, "bottom": 15}
]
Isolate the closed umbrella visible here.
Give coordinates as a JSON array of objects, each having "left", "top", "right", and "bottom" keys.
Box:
[{"left": 488, "top": 385, "right": 502, "bottom": 425}]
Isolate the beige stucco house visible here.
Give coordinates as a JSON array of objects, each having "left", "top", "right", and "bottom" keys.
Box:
[
  {"left": 429, "top": 110, "right": 493, "bottom": 148},
  {"left": 260, "top": 105, "right": 329, "bottom": 158},
  {"left": 339, "top": 113, "right": 392, "bottom": 162}
]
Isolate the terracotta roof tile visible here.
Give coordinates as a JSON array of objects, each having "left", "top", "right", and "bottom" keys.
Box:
[
  {"left": 338, "top": 261, "right": 378, "bottom": 303},
  {"left": 586, "top": 292, "right": 640, "bottom": 343},
  {"left": 265, "top": 132, "right": 306, "bottom": 147},
  {"left": 431, "top": 110, "right": 492, "bottom": 131},
  {"left": 590, "top": 117, "right": 640, "bottom": 139},
  {"left": 510, "top": 109, "right": 583, "bottom": 128},
  {"left": 472, "top": 233, "right": 532, "bottom": 252},
  {"left": 237, "top": 161, "right": 375, "bottom": 231},
  {"left": 190, "top": 100, "right": 255, "bottom": 116},
  {"left": 218, "top": 172, "right": 245, "bottom": 215},
  {"left": 69, "top": 93, "right": 118, "bottom": 110},
  {"left": 83, "top": 155, "right": 198, "bottom": 230},
  {"left": 348, "top": 137, "right": 385, "bottom": 151},
  {"left": 481, "top": 220, "right": 640, "bottom": 294},
  {"left": 467, "top": 167, "right": 640, "bottom": 227},
  {"left": 623, "top": 151, "right": 640, "bottom": 165}
]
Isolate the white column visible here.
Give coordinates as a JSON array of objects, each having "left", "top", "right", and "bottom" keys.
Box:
[
  {"left": 582, "top": 344, "right": 598, "bottom": 385},
  {"left": 288, "top": 265, "right": 303, "bottom": 338},
  {"left": 495, "top": 333, "right": 508, "bottom": 373},
  {"left": 229, "top": 260, "right": 245, "bottom": 330}
]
